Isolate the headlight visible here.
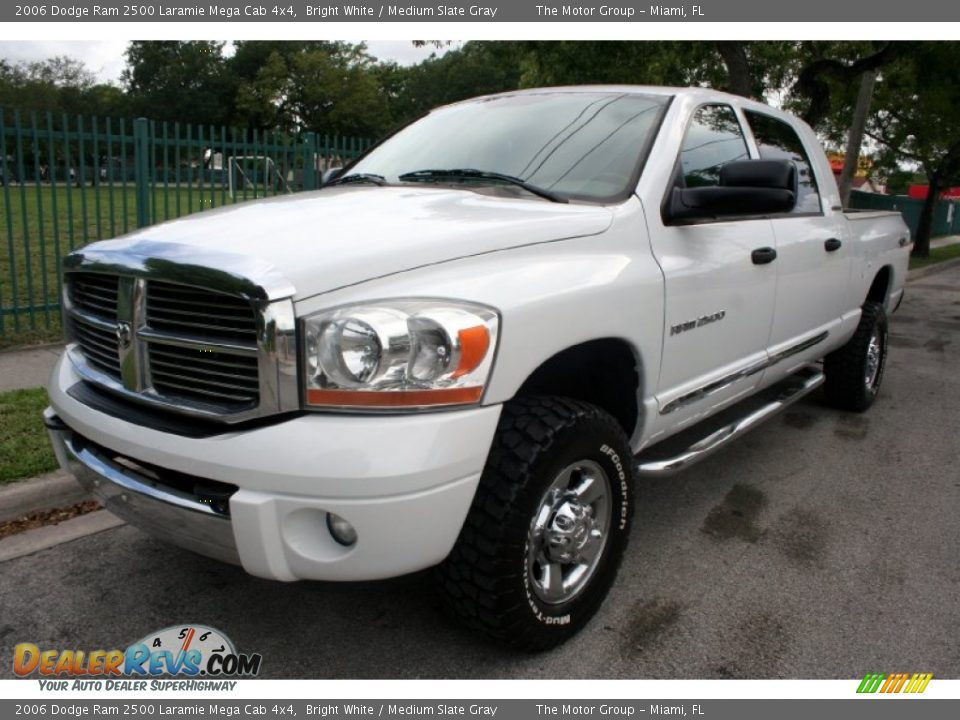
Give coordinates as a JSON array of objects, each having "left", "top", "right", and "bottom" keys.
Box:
[{"left": 302, "top": 300, "right": 499, "bottom": 410}]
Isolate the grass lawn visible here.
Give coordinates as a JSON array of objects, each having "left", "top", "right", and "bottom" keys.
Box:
[
  {"left": 0, "top": 326, "right": 63, "bottom": 352},
  {"left": 1, "top": 183, "right": 277, "bottom": 348},
  {"left": 909, "top": 242, "right": 960, "bottom": 270},
  {"left": 0, "top": 387, "right": 57, "bottom": 484}
]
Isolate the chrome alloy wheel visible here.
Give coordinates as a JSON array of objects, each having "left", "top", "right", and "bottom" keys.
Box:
[
  {"left": 865, "top": 328, "right": 882, "bottom": 391},
  {"left": 527, "top": 459, "right": 612, "bottom": 605}
]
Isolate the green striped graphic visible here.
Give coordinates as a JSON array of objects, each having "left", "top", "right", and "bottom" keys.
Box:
[{"left": 857, "top": 673, "right": 886, "bottom": 693}]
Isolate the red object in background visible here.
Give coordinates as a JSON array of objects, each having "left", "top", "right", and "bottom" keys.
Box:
[{"left": 908, "top": 184, "right": 960, "bottom": 200}]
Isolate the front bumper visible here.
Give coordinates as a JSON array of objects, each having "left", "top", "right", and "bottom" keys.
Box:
[
  {"left": 47, "top": 354, "right": 502, "bottom": 581},
  {"left": 47, "top": 414, "right": 240, "bottom": 565}
]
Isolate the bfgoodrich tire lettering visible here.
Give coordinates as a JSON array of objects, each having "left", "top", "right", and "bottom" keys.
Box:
[{"left": 436, "top": 396, "right": 635, "bottom": 650}]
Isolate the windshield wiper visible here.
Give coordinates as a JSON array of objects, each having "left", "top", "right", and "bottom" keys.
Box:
[
  {"left": 325, "top": 173, "right": 388, "bottom": 187},
  {"left": 397, "top": 168, "right": 568, "bottom": 203}
]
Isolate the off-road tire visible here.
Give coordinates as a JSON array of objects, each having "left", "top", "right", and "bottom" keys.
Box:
[
  {"left": 436, "top": 396, "right": 635, "bottom": 651},
  {"left": 823, "top": 301, "right": 888, "bottom": 412}
]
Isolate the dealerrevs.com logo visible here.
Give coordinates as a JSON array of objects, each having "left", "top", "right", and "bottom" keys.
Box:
[{"left": 13, "top": 625, "right": 262, "bottom": 691}]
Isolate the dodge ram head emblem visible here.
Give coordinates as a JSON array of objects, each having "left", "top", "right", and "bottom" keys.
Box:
[{"left": 115, "top": 321, "right": 132, "bottom": 350}]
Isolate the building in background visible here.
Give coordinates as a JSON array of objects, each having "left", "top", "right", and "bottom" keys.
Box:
[{"left": 827, "top": 151, "right": 885, "bottom": 194}]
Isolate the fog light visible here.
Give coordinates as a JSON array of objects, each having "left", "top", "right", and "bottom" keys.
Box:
[{"left": 326, "top": 513, "right": 358, "bottom": 546}]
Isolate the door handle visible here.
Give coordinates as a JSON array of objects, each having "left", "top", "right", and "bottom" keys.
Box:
[
  {"left": 824, "top": 238, "right": 843, "bottom": 252},
  {"left": 751, "top": 247, "right": 778, "bottom": 265}
]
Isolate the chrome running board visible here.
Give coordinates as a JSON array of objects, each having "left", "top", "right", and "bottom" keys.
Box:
[{"left": 635, "top": 366, "right": 825, "bottom": 478}]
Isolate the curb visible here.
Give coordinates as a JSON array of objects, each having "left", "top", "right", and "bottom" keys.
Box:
[
  {"left": 0, "top": 341, "right": 65, "bottom": 356},
  {"left": 907, "top": 256, "right": 960, "bottom": 281},
  {"left": 0, "top": 470, "right": 91, "bottom": 523},
  {"left": 0, "top": 509, "right": 124, "bottom": 563}
]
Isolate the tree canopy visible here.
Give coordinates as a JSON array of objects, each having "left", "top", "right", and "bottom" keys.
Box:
[
  {"left": 122, "top": 41, "right": 237, "bottom": 127},
  {"left": 864, "top": 43, "right": 960, "bottom": 255},
  {"left": 0, "top": 55, "right": 122, "bottom": 119}
]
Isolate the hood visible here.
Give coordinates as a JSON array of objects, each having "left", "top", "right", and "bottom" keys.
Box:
[{"left": 82, "top": 187, "right": 614, "bottom": 300}]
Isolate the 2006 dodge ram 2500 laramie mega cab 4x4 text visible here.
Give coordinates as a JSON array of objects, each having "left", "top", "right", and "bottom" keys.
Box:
[{"left": 46, "top": 87, "right": 910, "bottom": 649}]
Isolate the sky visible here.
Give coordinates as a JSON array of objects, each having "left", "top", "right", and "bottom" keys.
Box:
[{"left": 0, "top": 40, "right": 451, "bottom": 84}]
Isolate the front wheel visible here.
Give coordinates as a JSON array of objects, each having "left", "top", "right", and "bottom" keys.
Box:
[
  {"left": 436, "top": 396, "right": 635, "bottom": 651},
  {"left": 823, "top": 301, "right": 888, "bottom": 412}
]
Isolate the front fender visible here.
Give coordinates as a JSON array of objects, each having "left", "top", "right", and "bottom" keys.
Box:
[{"left": 294, "top": 199, "right": 665, "bottom": 446}]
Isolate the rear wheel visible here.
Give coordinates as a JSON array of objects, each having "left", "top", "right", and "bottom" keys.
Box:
[
  {"left": 436, "top": 396, "right": 634, "bottom": 650},
  {"left": 824, "top": 301, "right": 888, "bottom": 412}
]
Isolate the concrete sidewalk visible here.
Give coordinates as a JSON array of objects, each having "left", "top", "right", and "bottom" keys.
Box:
[
  {"left": 930, "top": 234, "right": 960, "bottom": 249},
  {"left": 0, "top": 343, "right": 62, "bottom": 393}
]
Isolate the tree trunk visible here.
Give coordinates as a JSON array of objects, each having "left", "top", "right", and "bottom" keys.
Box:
[
  {"left": 715, "top": 42, "right": 754, "bottom": 98},
  {"left": 913, "top": 173, "right": 940, "bottom": 258},
  {"left": 838, "top": 70, "right": 877, "bottom": 207}
]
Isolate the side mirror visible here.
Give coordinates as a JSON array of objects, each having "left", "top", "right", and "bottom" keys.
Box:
[
  {"left": 321, "top": 167, "right": 344, "bottom": 185},
  {"left": 665, "top": 159, "right": 797, "bottom": 223}
]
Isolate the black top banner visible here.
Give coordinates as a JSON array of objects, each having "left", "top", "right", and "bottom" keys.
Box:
[{"left": 3, "top": 0, "right": 958, "bottom": 22}]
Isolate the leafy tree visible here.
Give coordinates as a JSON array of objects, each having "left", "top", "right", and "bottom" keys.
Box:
[
  {"left": 392, "top": 41, "right": 798, "bottom": 117},
  {"left": 385, "top": 42, "right": 524, "bottom": 123},
  {"left": 785, "top": 41, "right": 905, "bottom": 130},
  {"left": 884, "top": 169, "right": 924, "bottom": 197},
  {"left": 22, "top": 56, "right": 95, "bottom": 89},
  {"left": 0, "top": 56, "right": 97, "bottom": 115},
  {"left": 715, "top": 41, "right": 802, "bottom": 100},
  {"left": 864, "top": 42, "right": 960, "bottom": 256},
  {"left": 122, "top": 41, "right": 235, "bottom": 126},
  {"left": 291, "top": 46, "right": 387, "bottom": 136},
  {"left": 77, "top": 84, "right": 129, "bottom": 120},
  {"left": 232, "top": 41, "right": 391, "bottom": 136},
  {"left": 233, "top": 49, "right": 291, "bottom": 131},
  {"left": 512, "top": 41, "right": 709, "bottom": 88}
]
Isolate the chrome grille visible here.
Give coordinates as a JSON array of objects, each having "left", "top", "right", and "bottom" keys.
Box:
[
  {"left": 68, "top": 272, "right": 119, "bottom": 321},
  {"left": 62, "top": 243, "right": 297, "bottom": 424},
  {"left": 149, "top": 344, "right": 260, "bottom": 406},
  {"left": 71, "top": 317, "right": 121, "bottom": 378},
  {"left": 68, "top": 273, "right": 122, "bottom": 381},
  {"left": 143, "top": 281, "right": 260, "bottom": 410},
  {"left": 146, "top": 281, "right": 258, "bottom": 345},
  {"left": 64, "top": 270, "right": 273, "bottom": 417}
]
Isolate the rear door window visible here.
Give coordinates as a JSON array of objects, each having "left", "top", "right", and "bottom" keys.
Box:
[{"left": 744, "top": 111, "right": 822, "bottom": 214}]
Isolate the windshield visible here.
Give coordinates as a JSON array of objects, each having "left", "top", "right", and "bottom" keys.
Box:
[{"left": 348, "top": 91, "right": 670, "bottom": 202}]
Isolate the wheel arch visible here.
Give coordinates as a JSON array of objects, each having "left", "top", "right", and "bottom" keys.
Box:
[
  {"left": 512, "top": 337, "right": 643, "bottom": 440},
  {"left": 866, "top": 265, "right": 893, "bottom": 307}
]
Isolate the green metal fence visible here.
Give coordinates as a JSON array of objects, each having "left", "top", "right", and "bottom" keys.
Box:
[
  {"left": 849, "top": 189, "right": 960, "bottom": 238},
  {"left": 0, "top": 107, "right": 373, "bottom": 344}
]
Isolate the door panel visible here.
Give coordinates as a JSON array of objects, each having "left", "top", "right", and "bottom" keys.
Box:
[
  {"left": 768, "top": 215, "right": 851, "bottom": 351},
  {"left": 650, "top": 219, "right": 777, "bottom": 418},
  {"left": 742, "top": 110, "right": 852, "bottom": 371},
  {"left": 646, "top": 104, "right": 778, "bottom": 440}
]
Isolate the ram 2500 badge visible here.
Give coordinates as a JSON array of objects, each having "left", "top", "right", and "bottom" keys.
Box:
[{"left": 46, "top": 87, "right": 910, "bottom": 649}]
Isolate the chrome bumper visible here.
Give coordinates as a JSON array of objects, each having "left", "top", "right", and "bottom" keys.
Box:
[{"left": 44, "top": 408, "right": 240, "bottom": 565}]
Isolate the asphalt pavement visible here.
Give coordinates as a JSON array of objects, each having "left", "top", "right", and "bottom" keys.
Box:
[{"left": 1, "top": 268, "right": 958, "bottom": 679}]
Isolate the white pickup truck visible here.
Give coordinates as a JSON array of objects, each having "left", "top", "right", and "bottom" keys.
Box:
[{"left": 46, "top": 86, "right": 910, "bottom": 650}]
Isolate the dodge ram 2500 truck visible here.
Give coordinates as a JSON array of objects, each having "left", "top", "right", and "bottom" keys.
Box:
[{"left": 45, "top": 86, "right": 910, "bottom": 650}]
